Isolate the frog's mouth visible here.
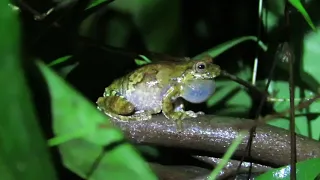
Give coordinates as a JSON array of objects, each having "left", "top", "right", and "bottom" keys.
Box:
[
  {"left": 202, "top": 72, "right": 220, "bottom": 79},
  {"left": 192, "top": 73, "right": 220, "bottom": 80}
]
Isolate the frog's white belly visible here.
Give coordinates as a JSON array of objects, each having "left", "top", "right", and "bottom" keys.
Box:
[{"left": 124, "top": 84, "right": 168, "bottom": 112}]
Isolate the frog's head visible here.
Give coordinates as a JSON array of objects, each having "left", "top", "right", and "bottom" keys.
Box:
[
  {"left": 184, "top": 56, "right": 221, "bottom": 80},
  {"left": 178, "top": 56, "right": 220, "bottom": 103}
]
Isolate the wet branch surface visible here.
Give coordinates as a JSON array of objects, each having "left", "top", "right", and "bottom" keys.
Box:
[{"left": 110, "top": 115, "right": 320, "bottom": 179}]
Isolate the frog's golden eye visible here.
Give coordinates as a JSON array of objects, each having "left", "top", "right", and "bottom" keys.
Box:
[{"left": 195, "top": 61, "right": 206, "bottom": 73}]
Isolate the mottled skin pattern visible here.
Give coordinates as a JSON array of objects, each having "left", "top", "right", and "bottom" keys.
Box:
[{"left": 96, "top": 56, "right": 221, "bottom": 130}]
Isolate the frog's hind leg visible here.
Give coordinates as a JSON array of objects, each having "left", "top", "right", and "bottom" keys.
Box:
[{"left": 96, "top": 96, "right": 153, "bottom": 121}]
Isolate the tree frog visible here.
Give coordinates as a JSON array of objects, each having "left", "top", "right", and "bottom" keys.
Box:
[{"left": 96, "top": 56, "right": 221, "bottom": 130}]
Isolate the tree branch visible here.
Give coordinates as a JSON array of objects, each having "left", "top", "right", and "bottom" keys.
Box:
[{"left": 111, "top": 115, "right": 320, "bottom": 167}]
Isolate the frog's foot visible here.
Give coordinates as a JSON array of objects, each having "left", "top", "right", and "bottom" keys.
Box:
[
  {"left": 97, "top": 96, "right": 135, "bottom": 116},
  {"left": 97, "top": 96, "right": 153, "bottom": 121},
  {"left": 100, "top": 109, "right": 153, "bottom": 121},
  {"left": 99, "top": 111, "right": 152, "bottom": 121},
  {"left": 130, "top": 110, "right": 153, "bottom": 121},
  {"left": 98, "top": 103, "right": 152, "bottom": 121},
  {"left": 161, "top": 111, "right": 189, "bottom": 132},
  {"left": 162, "top": 110, "right": 205, "bottom": 132},
  {"left": 185, "top": 110, "right": 205, "bottom": 118},
  {"left": 170, "top": 110, "right": 205, "bottom": 120}
]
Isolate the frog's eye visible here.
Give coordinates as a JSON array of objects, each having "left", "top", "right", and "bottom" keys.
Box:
[{"left": 195, "top": 62, "right": 206, "bottom": 73}]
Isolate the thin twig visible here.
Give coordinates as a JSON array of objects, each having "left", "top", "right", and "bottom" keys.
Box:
[
  {"left": 220, "top": 70, "right": 264, "bottom": 96},
  {"left": 289, "top": 47, "right": 296, "bottom": 180},
  {"left": 283, "top": 1, "right": 297, "bottom": 179}
]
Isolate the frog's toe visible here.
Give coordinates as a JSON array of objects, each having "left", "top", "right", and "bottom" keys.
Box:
[
  {"left": 196, "top": 111, "right": 205, "bottom": 115},
  {"left": 132, "top": 111, "right": 152, "bottom": 121},
  {"left": 185, "top": 110, "right": 198, "bottom": 118},
  {"left": 185, "top": 110, "right": 205, "bottom": 118},
  {"left": 141, "top": 114, "right": 152, "bottom": 120}
]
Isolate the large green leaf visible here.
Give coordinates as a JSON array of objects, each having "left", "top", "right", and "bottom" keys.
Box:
[
  {"left": 0, "top": 2, "right": 58, "bottom": 180},
  {"left": 39, "top": 62, "right": 156, "bottom": 180},
  {"left": 256, "top": 158, "right": 320, "bottom": 180}
]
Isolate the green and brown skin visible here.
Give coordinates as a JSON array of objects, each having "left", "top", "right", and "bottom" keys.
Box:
[{"left": 97, "top": 56, "right": 221, "bottom": 130}]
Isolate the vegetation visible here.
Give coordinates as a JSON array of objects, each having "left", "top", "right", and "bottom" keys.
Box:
[{"left": 2, "top": 0, "right": 320, "bottom": 179}]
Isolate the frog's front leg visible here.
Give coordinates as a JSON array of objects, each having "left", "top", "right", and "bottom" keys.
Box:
[
  {"left": 97, "top": 94, "right": 152, "bottom": 121},
  {"left": 174, "top": 98, "right": 205, "bottom": 118},
  {"left": 162, "top": 86, "right": 203, "bottom": 131}
]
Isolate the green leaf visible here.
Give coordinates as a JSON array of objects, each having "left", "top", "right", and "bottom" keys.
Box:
[
  {"left": 58, "top": 62, "right": 79, "bottom": 78},
  {"left": 289, "top": 0, "right": 317, "bottom": 31},
  {"left": 47, "top": 55, "right": 78, "bottom": 77},
  {"left": 135, "top": 59, "right": 149, "bottom": 66},
  {"left": 262, "top": 0, "right": 316, "bottom": 32},
  {"left": 47, "top": 55, "right": 72, "bottom": 67},
  {"left": 0, "top": 1, "right": 57, "bottom": 180},
  {"left": 193, "top": 36, "right": 268, "bottom": 59},
  {"left": 38, "top": 62, "right": 156, "bottom": 180},
  {"left": 138, "top": 54, "right": 152, "bottom": 63},
  {"left": 86, "top": 0, "right": 113, "bottom": 10},
  {"left": 256, "top": 158, "right": 320, "bottom": 180},
  {"left": 135, "top": 55, "right": 152, "bottom": 66}
]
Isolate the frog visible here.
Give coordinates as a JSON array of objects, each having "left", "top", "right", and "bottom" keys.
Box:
[{"left": 96, "top": 55, "right": 221, "bottom": 130}]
